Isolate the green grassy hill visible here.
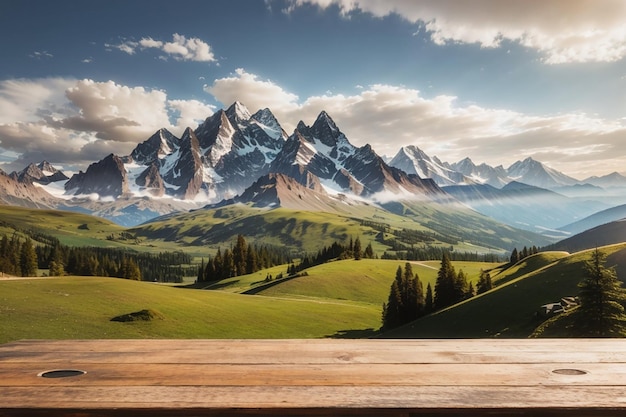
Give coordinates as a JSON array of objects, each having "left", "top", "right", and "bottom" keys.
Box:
[
  {"left": 3, "top": 204, "right": 619, "bottom": 341},
  {"left": 381, "top": 244, "right": 626, "bottom": 338},
  {"left": 134, "top": 202, "right": 548, "bottom": 256},
  {"left": 251, "top": 259, "right": 500, "bottom": 306},
  {"left": 0, "top": 205, "right": 124, "bottom": 247},
  {"left": 0, "top": 258, "right": 504, "bottom": 343},
  {"left": 0, "top": 276, "right": 381, "bottom": 344},
  {"left": 548, "top": 218, "right": 626, "bottom": 253}
]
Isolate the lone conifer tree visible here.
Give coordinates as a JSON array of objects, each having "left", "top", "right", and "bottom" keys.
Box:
[
  {"left": 434, "top": 253, "right": 456, "bottom": 309},
  {"left": 576, "top": 249, "right": 626, "bottom": 337}
]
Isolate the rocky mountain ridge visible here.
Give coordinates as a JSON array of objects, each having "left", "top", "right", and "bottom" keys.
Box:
[{"left": 4, "top": 102, "right": 626, "bottom": 228}]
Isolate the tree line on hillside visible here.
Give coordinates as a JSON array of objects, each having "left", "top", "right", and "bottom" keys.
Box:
[
  {"left": 198, "top": 235, "right": 377, "bottom": 282},
  {"left": 382, "top": 246, "right": 504, "bottom": 262},
  {"left": 39, "top": 244, "right": 194, "bottom": 282},
  {"left": 0, "top": 232, "right": 194, "bottom": 282},
  {"left": 197, "top": 235, "right": 293, "bottom": 282},
  {"left": 381, "top": 253, "right": 494, "bottom": 330},
  {"left": 509, "top": 246, "right": 540, "bottom": 264},
  {"left": 0, "top": 234, "right": 37, "bottom": 277},
  {"left": 288, "top": 237, "right": 375, "bottom": 275}
]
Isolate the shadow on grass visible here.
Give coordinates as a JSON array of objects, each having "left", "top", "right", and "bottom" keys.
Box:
[{"left": 326, "top": 328, "right": 379, "bottom": 339}]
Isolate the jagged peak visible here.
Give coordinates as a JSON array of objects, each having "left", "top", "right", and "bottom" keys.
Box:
[
  {"left": 181, "top": 126, "right": 196, "bottom": 138},
  {"left": 225, "top": 101, "right": 252, "bottom": 121},
  {"left": 296, "top": 120, "right": 308, "bottom": 131},
  {"left": 402, "top": 145, "right": 430, "bottom": 159},
  {"left": 508, "top": 156, "right": 544, "bottom": 171},
  {"left": 37, "top": 160, "right": 54, "bottom": 169},
  {"left": 251, "top": 107, "right": 275, "bottom": 121},
  {"left": 313, "top": 110, "right": 338, "bottom": 131}
]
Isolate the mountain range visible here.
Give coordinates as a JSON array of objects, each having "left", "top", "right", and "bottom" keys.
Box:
[{"left": 2, "top": 102, "right": 626, "bottom": 236}]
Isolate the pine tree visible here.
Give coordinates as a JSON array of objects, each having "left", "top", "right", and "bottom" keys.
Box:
[
  {"left": 353, "top": 237, "right": 362, "bottom": 260},
  {"left": 222, "top": 248, "right": 235, "bottom": 278},
  {"left": 467, "top": 281, "right": 475, "bottom": 298},
  {"left": 425, "top": 283, "right": 434, "bottom": 313},
  {"left": 122, "top": 257, "right": 141, "bottom": 280},
  {"left": 477, "top": 269, "right": 493, "bottom": 294},
  {"left": 510, "top": 248, "right": 519, "bottom": 264},
  {"left": 48, "top": 243, "right": 65, "bottom": 277},
  {"left": 575, "top": 249, "right": 626, "bottom": 337},
  {"left": 8, "top": 235, "right": 21, "bottom": 276},
  {"left": 453, "top": 269, "right": 468, "bottom": 302},
  {"left": 19, "top": 238, "right": 38, "bottom": 277},
  {"left": 364, "top": 242, "right": 374, "bottom": 259},
  {"left": 233, "top": 235, "right": 247, "bottom": 276},
  {"left": 0, "top": 235, "right": 9, "bottom": 275},
  {"left": 434, "top": 252, "right": 456, "bottom": 310},
  {"left": 382, "top": 266, "right": 404, "bottom": 329},
  {"left": 212, "top": 248, "right": 223, "bottom": 280},
  {"left": 382, "top": 263, "right": 425, "bottom": 329},
  {"left": 246, "top": 244, "right": 258, "bottom": 274}
]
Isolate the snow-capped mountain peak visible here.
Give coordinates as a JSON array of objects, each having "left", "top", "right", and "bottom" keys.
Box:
[
  {"left": 507, "top": 157, "right": 579, "bottom": 188},
  {"left": 311, "top": 110, "right": 345, "bottom": 148},
  {"left": 582, "top": 172, "right": 626, "bottom": 188},
  {"left": 130, "top": 128, "right": 179, "bottom": 165},
  {"left": 250, "top": 108, "right": 288, "bottom": 142},
  {"left": 225, "top": 101, "right": 252, "bottom": 122},
  {"left": 389, "top": 145, "right": 471, "bottom": 186}
]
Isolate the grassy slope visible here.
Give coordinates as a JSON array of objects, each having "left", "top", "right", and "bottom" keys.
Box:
[
  {"left": 0, "top": 205, "right": 124, "bottom": 247},
  {"left": 381, "top": 244, "right": 626, "bottom": 338},
  {"left": 0, "top": 205, "right": 207, "bottom": 255},
  {"left": 382, "top": 200, "right": 554, "bottom": 250},
  {"left": 0, "top": 276, "right": 380, "bottom": 344},
  {"left": 134, "top": 205, "right": 383, "bottom": 253},
  {"left": 134, "top": 203, "right": 530, "bottom": 256},
  {"left": 253, "top": 259, "right": 501, "bottom": 306},
  {"left": 0, "top": 258, "right": 504, "bottom": 343}
]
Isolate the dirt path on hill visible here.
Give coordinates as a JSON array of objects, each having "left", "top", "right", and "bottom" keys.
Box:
[{"left": 409, "top": 261, "right": 438, "bottom": 270}]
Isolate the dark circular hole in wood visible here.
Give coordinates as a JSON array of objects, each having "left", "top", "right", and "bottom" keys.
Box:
[
  {"left": 39, "top": 369, "right": 86, "bottom": 378},
  {"left": 552, "top": 368, "right": 587, "bottom": 375}
]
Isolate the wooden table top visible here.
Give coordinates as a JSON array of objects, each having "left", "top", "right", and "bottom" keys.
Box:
[{"left": 1, "top": 338, "right": 626, "bottom": 416}]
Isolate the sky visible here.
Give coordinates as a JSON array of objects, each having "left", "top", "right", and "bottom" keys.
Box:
[{"left": 0, "top": 0, "right": 625, "bottom": 179}]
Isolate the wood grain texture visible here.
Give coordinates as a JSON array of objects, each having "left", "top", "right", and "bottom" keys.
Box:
[{"left": 1, "top": 339, "right": 626, "bottom": 416}]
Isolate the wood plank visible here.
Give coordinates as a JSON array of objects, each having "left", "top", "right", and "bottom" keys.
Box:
[
  {"left": 2, "top": 385, "right": 626, "bottom": 410},
  {"left": 2, "top": 339, "right": 626, "bottom": 416},
  {"left": 3, "top": 339, "right": 626, "bottom": 364},
  {"left": 0, "top": 362, "right": 617, "bottom": 386},
  {"left": 5, "top": 348, "right": 626, "bottom": 364}
]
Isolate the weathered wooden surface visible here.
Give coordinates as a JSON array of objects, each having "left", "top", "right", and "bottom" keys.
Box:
[{"left": 1, "top": 339, "right": 626, "bottom": 416}]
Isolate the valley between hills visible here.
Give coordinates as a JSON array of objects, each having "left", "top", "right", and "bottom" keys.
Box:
[{"left": 2, "top": 102, "right": 626, "bottom": 342}]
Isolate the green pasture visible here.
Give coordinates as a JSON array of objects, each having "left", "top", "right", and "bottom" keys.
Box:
[{"left": 0, "top": 276, "right": 380, "bottom": 344}]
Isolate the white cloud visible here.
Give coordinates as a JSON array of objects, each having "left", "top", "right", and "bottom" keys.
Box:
[
  {"left": 29, "top": 51, "right": 53, "bottom": 59},
  {"left": 285, "top": 0, "right": 626, "bottom": 64},
  {"left": 168, "top": 99, "right": 216, "bottom": 129},
  {"left": 0, "top": 77, "right": 76, "bottom": 124},
  {"left": 205, "top": 68, "right": 626, "bottom": 178},
  {"left": 106, "top": 40, "right": 138, "bottom": 55},
  {"left": 59, "top": 79, "right": 171, "bottom": 142},
  {"left": 108, "top": 33, "right": 217, "bottom": 62},
  {"left": 139, "top": 37, "right": 163, "bottom": 49},
  {"left": 0, "top": 78, "right": 214, "bottom": 172},
  {"left": 1, "top": 72, "right": 624, "bottom": 178},
  {"left": 205, "top": 68, "right": 299, "bottom": 114}
]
